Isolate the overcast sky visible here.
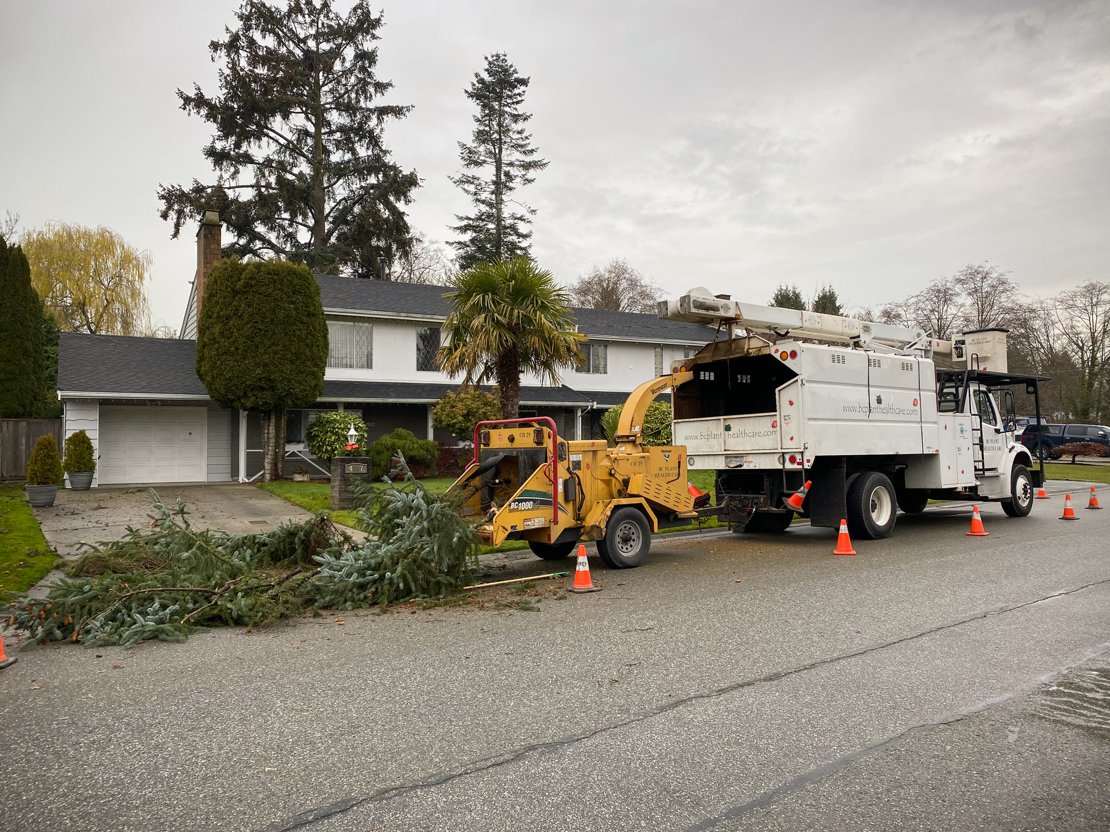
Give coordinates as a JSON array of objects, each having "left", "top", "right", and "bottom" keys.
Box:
[{"left": 2, "top": 0, "right": 1108, "bottom": 332}]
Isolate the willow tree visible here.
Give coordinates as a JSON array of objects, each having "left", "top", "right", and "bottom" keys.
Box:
[
  {"left": 21, "top": 223, "right": 150, "bottom": 335},
  {"left": 157, "top": 0, "right": 418, "bottom": 277},
  {"left": 196, "top": 258, "right": 328, "bottom": 481},
  {"left": 438, "top": 258, "right": 583, "bottom": 418}
]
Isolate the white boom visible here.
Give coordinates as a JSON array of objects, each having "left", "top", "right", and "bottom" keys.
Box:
[{"left": 659, "top": 286, "right": 950, "bottom": 357}]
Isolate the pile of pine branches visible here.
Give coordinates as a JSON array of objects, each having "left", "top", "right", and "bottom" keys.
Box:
[{"left": 7, "top": 456, "right": 480, "bottom": 647}]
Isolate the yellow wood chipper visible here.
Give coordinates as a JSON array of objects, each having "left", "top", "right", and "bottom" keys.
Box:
[{"left": 447, "top": 371, "right": 712, "bottom": 568}]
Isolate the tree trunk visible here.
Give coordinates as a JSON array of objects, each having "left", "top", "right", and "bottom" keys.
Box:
[
  {"left": 262, "top": 410, "right": 276, "bottom": 483},
  {"left": 497, "top": 352, "right": 521, "bottom": 419},
  {"left": 261, "top": 408, "right": 288, "bottom": 482}
]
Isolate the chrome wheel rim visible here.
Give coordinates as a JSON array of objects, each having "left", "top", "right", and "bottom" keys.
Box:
[{"left": 615, "top": 520, "right": 641, "bottom": 556}]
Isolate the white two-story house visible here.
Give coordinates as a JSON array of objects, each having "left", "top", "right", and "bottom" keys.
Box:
[{"left": 57, "top": 214, "right": 711, "bottom": 486}]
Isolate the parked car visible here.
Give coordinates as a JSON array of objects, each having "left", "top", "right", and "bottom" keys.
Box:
[{"left": 1020, "top": 423, "right": 1110, "bottom": 460}]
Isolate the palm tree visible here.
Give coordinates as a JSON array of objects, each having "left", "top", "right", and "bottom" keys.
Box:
[{"left": 438, "top": 258, "right": 584, "bottom": 418}]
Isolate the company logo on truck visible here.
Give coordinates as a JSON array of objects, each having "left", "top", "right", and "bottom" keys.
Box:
[{"left": 842, "top": 392, "right": 919, "bottom": 417}]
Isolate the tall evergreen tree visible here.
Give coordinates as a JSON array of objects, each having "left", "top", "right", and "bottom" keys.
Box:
[
  {"left": 157, "top": 0, "right": 418, "bottom": 277},
  {"left": 196, "top": 258, "right": 328, "bottom": 481},
  {"left": 0, "top": 240, "right": 46, "bottom": 417},
  {"left": 450, "top": 53, "right": 548, "bottom": 270}
]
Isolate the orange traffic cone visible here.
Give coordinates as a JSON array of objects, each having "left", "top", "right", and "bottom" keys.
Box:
[
  {"left": 1035, "top": 488, "right": 1049, "bottom": 500},
  {"left": 569, "top": 544, "right": 601, "bottom": 593},
  {"left": 833, "top": 518, "right": 856, "bottom": 556},
  {"left": 1060, "top": 493, "right": 1079, "bottom": 521},
  {"left": 966, "top": 505, "right": 989, "bottom": 536},
  {"left": 1087, "top": 487, "right": 1102, "bottom": 510},
  {"left": 0, "top": 633, "right": 15, "bottom": 669},
  {"left": 784, "top": 480, "right": 812, "bottom": 511}
]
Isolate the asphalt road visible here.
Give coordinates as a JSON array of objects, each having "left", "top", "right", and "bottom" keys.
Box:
[{"left": 2, "top": 482, "right": 1108, "bottom": 832}]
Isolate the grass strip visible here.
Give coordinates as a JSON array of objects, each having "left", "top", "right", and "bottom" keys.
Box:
[{"left": 0, "top": 484, "right": 57, "bottom": 600}]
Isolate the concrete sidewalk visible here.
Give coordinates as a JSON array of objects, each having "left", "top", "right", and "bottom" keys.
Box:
[{"left": 32, "top": 483, "right": 315, "bottom": 558}]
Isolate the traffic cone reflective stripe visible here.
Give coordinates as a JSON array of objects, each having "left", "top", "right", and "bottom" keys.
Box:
[
  {"left": 1060, "top": 494, "right": 1079, "bottom": 520},
  {"left": 833, "top": 519, "right": 856, "bottom": 556},
  {"left": 966, "top": 505, "right": 989, "bottom": 536},
  {"left": 1035, "top": 488, "right": 1049, "bottom": 500},
  {"left": 784, "top": 480, "right": 812, "bottom": 511},
  {"left": 1087, "top": 487, "right": 1102, "bottom": 510},
  {"left": 569, "top": 544, "right": 600, "bottom": 593},
  {"left": 0, "top": 633, "right": 15, "bottom": 669}
]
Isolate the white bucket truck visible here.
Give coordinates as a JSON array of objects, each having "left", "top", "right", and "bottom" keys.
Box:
[{"left": 659, "top": 288, "right": 1046, "bottom": 539}]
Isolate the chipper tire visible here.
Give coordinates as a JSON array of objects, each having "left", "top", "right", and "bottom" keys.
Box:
[
  {"left": 596, "top": 507, "right": 651, "bottom": 569},
  {"left": 527, "top": 539, "right": 578, "bottom": 561}
]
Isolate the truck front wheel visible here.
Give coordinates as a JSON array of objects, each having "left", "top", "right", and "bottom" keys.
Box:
[
  {"left": 847, "top": 471, "right": 897, "bottom": 539},
  {"left": 1001, "top": 464, "right": 1034, "bottom": 518},
  {"left": 597, "top": 507, "right": 651, "bottom": 569}
]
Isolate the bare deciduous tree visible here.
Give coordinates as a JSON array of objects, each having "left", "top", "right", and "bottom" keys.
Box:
[
  {"left": 571, "top": 259, "right": 662, "bottom": 313},
  {"left": 390, "top": 235, "right": 456, "bottom": 285},
  {"left": 953, "top": 263, "right": 1018, "bottom": 331},
  {"left": 1052, "top": 281, "right": 1110, "bottom": 421}
]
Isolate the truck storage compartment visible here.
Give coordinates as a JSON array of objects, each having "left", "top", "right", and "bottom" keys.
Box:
[{"left": 673, "top": 354, "right": 798, "bottom": 419}]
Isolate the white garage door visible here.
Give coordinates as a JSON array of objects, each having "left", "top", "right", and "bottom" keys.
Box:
[{"left": 98, "top": 406, "right": 207, "bottom": 485}]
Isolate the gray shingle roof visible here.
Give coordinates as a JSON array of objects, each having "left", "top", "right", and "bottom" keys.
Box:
[
  {"left": 58, "top": 333, "right": 209, "bottom": 397},
  {"left": 58, "top": 333, "right": 631, "bottom": 408},
  {"left": 315, "top": 275, "right": 712, "bottom": 343}
]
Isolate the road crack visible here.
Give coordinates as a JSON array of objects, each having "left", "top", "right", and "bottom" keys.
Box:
[{"left": 263, "top": 577, "right": 1110, "bottom": 832}]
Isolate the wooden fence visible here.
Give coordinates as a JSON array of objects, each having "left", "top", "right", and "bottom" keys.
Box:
[{"left": 0, "top": 419, "right": 63, "bottom": 481}]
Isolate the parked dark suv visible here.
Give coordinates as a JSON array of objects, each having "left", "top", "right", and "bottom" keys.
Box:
[{"left": 1020, "top": 423, "right": 1110, "bottom": 459}]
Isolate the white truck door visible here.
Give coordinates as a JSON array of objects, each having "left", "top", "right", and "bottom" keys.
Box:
[{"left": 972, "top": 386, "right": 1007, "bottom": 474}]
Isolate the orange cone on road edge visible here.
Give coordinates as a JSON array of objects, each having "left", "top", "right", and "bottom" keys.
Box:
[
  {"left": 0, "top": 633, "right": 15, "bottom": 669},
  {"left": 1060, "top": 494, "right": 1079, "bottom": 521},
  {"left": 833, "top": 519, "right": 856, "bottom": 556},
  {"left": 784, "top": 480, "right": 812, "bottom": 511},
  {"left": 966, "top": 505, "right": 989, "bottom": 536},
  {"left": 569, "top": 545, "right": 601, "bottom": 593},
  {"left": 1087, "top": 487, "right": 1102, "bottom": 510},
  {"left": 1035, "top": 488, "right": 1049, "bottom": 500}
]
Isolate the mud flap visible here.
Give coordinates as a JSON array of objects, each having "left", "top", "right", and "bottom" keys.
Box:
[{"left": 806, "top": 457, "right": 846, "bottom": 530}]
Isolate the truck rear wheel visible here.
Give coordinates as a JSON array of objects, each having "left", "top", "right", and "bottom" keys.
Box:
[
  {"left": 527, "top": 539, "right": 578, "bottom": 561},
  {"left": 1001, "top": 464, "right": 1034, "bottom": 518},
  {"left": 847, "top": 471, "right": 897, "bottom": 539},
  {"left": 597, "top": 507, "right": 651, "bottom": 569}
]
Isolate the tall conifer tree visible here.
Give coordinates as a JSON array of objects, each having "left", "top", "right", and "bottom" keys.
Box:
[
  {"left": 157, "top": 0, "right": 418, "bottom": 277},
  {"left": 450, "top": 53, "right": 548, "bottom": 270},
  {"left": 0, "top": 240, "right": 46, "bottom": 417}
]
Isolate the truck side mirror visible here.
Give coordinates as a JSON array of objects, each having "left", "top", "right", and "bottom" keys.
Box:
[{"left": 1002, "top": 390, "right": 1017, "bottom": 432}]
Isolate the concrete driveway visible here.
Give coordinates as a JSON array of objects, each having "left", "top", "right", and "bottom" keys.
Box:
[{"left": 32, "top": 483, "right": 315, "bottom": 558}]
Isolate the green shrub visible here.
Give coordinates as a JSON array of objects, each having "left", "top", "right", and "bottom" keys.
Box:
[
  {"left": 63, "top": 430, "right": 96, "bottom": 473},
  {"left": 26, "top": 434, "right": 63, "bottom": 486},
  {"left": 305, "top": 411, "right": 368, "bottom": 461},
  {"left": 369, "top": 428, "right": 437, "bottom": 479},
  {"left": 432, "top": 386, "right": 500, "bottom": 440},
  {"left": 601, "top": 401, "right": 673, "bottom": 446}
]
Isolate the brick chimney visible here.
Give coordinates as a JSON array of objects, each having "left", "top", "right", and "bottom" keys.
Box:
[{"left": 194, "top": 210, "right": 222, "bottom": 326}]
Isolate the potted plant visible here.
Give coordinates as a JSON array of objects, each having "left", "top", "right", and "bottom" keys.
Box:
[
  {"left": 25, "top": 434, "right": 64, "bottom": 508},
  {"left": 63, "top": 429, "right": 96, "bottom": 490}
]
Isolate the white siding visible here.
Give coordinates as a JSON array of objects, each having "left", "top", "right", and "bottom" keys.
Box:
[
  {"left": 323, "top": 315, "right": 705, "bottom": 394},
  {"left": 64, "top": 399, "right": 99, "bottom": 488},
  {"left": 180, "top": 283, "right": 198, "bottom": 340},
  {"left": 206, "top": 406, "right": 232, "bottom": 482}
]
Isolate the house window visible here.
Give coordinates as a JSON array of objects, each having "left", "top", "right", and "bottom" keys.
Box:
[
  {"left": 684, "top": 346, "right": 699, "bottom": 359},
  {"left": 417, "top": 327, "right": 440, "bottom": 372},
  {"left": 654, "top": 346, "right": 664, "bottom": 377},
  {"left": 582, "top": 343, "right": 608, "bottom": 374},
  {"left": 327, "top": 318, "right": 373, "bottom": 369}
]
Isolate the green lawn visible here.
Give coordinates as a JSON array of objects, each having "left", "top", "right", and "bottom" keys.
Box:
[
  {"left": 0, "top": 485, "right": 56, "bottom": 600},
  {"left": 1041, "top": 461, "right": 1110, "bottom": 486}
]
